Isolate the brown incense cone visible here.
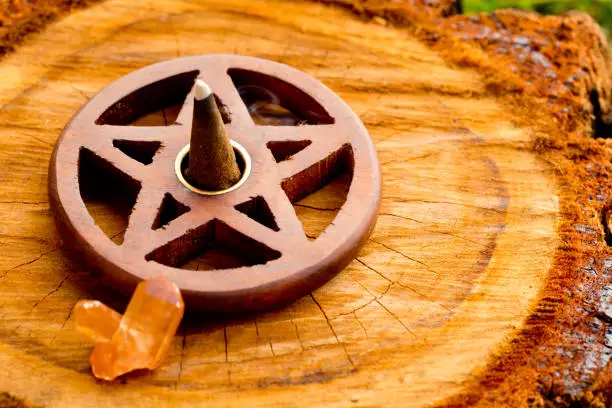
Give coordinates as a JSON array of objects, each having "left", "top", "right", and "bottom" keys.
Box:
[{"left": 188, "top": 79, "right": 241, "bottom": 191}]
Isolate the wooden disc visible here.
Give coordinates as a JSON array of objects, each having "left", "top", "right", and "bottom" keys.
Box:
[
  {"left": 48, "top": 55, "right": 381, "bottom": 312},
  {"left": 3, "top": 0, "right": 610, "bottom": 407}
]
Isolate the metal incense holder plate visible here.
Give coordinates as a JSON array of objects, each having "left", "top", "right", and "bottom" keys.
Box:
[
  {"left": 175, "top": 141, "right": 252, "bottom": 196},
  {"left": 48, "top": 55, "right": 381, "bottom": 312}
]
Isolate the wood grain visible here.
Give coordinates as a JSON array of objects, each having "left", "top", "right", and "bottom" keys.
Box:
[{"left": 0, "top": 0, "right": 575, "bottom": 406}]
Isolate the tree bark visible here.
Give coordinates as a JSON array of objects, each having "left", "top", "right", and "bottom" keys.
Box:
[{"left": 0, "top": 0, "right": 610, "bottom": 407}]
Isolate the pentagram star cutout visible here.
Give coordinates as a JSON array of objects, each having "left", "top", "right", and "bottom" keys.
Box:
[{"left": 49, "top": 55, "right": 380, "bottom": 311}]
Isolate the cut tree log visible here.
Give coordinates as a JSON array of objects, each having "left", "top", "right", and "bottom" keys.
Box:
[{"left": 0, "top": 0, "right": 610, "bottom": 407}]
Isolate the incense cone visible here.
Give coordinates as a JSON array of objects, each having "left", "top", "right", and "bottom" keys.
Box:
[{"left": 188, "top": 80, "right": 241, "bottom": 191}]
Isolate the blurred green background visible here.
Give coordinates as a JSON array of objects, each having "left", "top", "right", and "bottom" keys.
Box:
[{"left": 463, "top": 0, "right": 612, "bottom": 35}]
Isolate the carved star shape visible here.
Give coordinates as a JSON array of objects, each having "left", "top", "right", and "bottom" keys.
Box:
[{"left": 79, "top": 70, "right": 351, "bottom": 264}]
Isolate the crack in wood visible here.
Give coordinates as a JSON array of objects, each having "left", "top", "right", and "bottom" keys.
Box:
[
  {"left": 310, "top": 294, "right": 356, "bottom": 368},
  {"left": 49, "top": 293, "right": 82, "bottom": 346},
  {"left": 396, "top": 281, "right": 453, "bottom": 312},
  {"left": 0, "top": 201, "right": 47, "bottom": 205},
  {"left": 355, "top": 258, "right": 393, "bottom": 283},
  {"left": 392, "top": 198, "right": 506, "bottom": 214},
  {"left": 353, "top": 312, "right": 368, "bottom": 338},
  {"left": 375, "top": 299, "right": 415, "bottom": 336},
  {"left": 335, "top": 276, "right": 392, "bottom": 318},
  {"left": 380, "top": 152, "right": 437, "bottom": 167},
  {"left": 168, "top": 13, "right": 182, "bottom": 58},
  {"left": 369, "top": 238, "right": 440, "bottom": 275},
  {"left": 224, "top": 325, "right": 231, "bottom": 385},
  {"left": 175, "top": 325, "right": 187, "bottom": 390},
  {"left": 223, "top": 325, "right": 229, "bottom": 363},
  {"left": 424, "top": 228, "right": 482, "bottom": 246},
  {"left": 30, "top": 272, "right": 71, "bottom": 310},
  {"left": 378, "top": 213, "right": 425, "bottom": 224},
  {"left": 294, "top": 203, "right": 342, "bottom": 212},
  {"left": 0, "top": 245, "right": 63, "bottom": 279},
  {"left": 354, "top": 258, "right": 453, "bottom": 315},
  {"left": 291, "top": 318, "right": 304, "bottom": 352},
  {"left": 70, "top": 83, "right": 90, "bottom": 102},
  {"left": 2, "top": 254, "right": 43, "bottom": 277}
]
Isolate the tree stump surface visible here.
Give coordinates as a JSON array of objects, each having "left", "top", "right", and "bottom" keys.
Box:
[{"left": 0, "top": 0, "right": 610, "bottom": 407}]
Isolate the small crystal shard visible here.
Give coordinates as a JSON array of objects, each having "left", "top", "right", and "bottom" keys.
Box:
[
  {"left": 75, "top": 275, "right": 184, "bottom": 381},
  {"left": 75, "top": 300, "right": 121, "bottom": 344}
]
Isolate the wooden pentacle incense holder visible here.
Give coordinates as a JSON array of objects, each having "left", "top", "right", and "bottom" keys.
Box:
[{"left": 48, "top": 55, "right": 381, "bottom": 312}]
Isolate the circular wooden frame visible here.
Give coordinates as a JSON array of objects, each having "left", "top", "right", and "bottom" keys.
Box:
[{"left": 48, "top": 55, "right": 381, "bottom": 312}]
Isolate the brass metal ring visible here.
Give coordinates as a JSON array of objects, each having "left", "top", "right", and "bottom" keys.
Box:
[{"left": 174, "top": 140, "right": 252, "bottom": 196}]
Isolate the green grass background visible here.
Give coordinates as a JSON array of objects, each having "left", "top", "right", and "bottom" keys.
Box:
[{"left": 463, "top": 0, "right": 612, "bottom": 34}]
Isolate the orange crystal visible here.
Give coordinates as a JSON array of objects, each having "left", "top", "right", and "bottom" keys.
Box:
[
  {"left": 75, "top": 300, "right": 121, "bottom": 343},
  {"left": 75, "top": 275, "right": 184, "bottom": 381}
]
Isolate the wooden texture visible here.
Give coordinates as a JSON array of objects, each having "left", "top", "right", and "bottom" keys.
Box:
[
  {"left": 49, "top": 55, "right": 381, "bottom": 311},
  {"left": 0, "top": 0, "right": 97, "bottom": 54},
  {"left": 0, "top": 0, "right": 610, "bottom": 406}
]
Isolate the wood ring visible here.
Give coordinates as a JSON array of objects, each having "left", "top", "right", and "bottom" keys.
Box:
[{"left": 48, "top": 55, "right": 382, "bottom": 312}]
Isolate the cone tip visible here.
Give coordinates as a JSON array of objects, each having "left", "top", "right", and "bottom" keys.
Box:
[{"left": 194, "top": 79, "right": 212, "bottom": 101}]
